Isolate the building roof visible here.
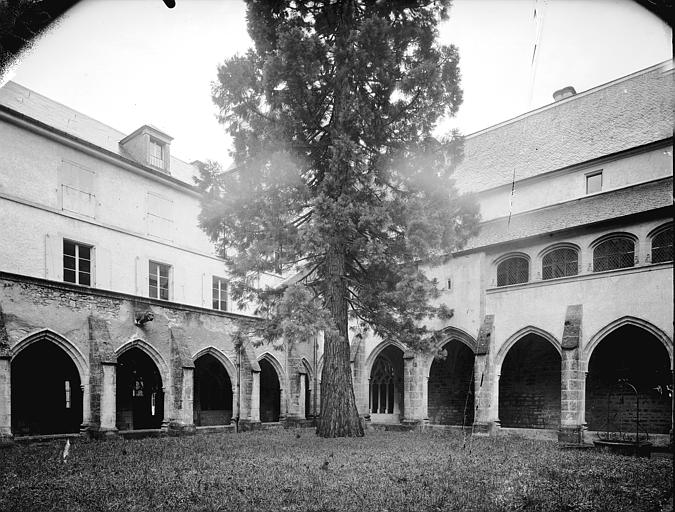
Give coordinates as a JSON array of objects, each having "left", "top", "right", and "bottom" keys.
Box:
[
  {"left": 0, "top": 81, "right": 197, "bottom": 185},
  {"left": 464, "top": 177, "right": 673, "bottom": 250},
  {"left": 454, "top": 61, "right": 674, "bottom": 193}
]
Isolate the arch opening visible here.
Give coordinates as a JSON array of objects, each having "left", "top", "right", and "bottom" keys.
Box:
[
  {"left": 585, "top": 325, "right": 672, "bottom": 435},
  {"left": 116, "top": 347, "right": 164, "bottom": 430},
  {"left": 428, "top": 340, "right": 475, "bottom": 426},
  {"left": 11, "top": 339, "right": 83, "bottom": 435},
  {"left": 259, "top": 358, "right": 281, "bottom": 422},
  {"left": 194, "top": 353, "right": 233, "bottom": 426},
  {"left": 369, "top": 345, "right": 404, "bottom": 423},
  {"left": 499, "top": 334, "right": 561, "bottom": 429}
]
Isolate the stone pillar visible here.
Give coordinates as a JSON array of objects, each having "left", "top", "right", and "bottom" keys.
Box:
[
  {"left": 402, "top": 352, "right": 425, "bottom": 424},
  {"left": 0, "top": 356, "right": 11, "bottom": 440},
  {"left": 559, "top": 305, "right": 584, "bottom": 444},
  {"left": 473, "top": 315, "right": 498, "bottom": 433},
  {"left": 179, "top": 367, "right": 195, "bottom": 432},
  {"left": 299, "top": 371, "right": 306, "bottom": 418},
  {"left": 250, "top": 370, "right": 261, "bottom": 422},
  {"left": 99, "top": 362, "right": 117, "bottom": 433}
]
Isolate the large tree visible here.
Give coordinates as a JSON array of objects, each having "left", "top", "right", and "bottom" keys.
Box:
[{"left": 199, "top": 0, "right": 479, "bottom": 437}]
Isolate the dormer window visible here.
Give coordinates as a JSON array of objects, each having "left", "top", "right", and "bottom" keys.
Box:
[
  {"left": 149, "top": 138, "right": 164, "bottom": 169},
  {"left": 119, "top": 125, "right": 173, "bottom": 174}
]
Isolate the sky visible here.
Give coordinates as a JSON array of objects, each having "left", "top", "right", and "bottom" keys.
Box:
[{"left": 2, "top": 0, "right": 672, "bottom": 169}]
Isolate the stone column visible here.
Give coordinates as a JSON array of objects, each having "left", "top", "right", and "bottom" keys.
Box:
[
  {"left": 0, "top": 356, "right": 11, "bottom": 440},
  {"left": 473, "top": 315, "right": 498, "bottom": 434},
  {"left": 99, "top": 362, "right": 117, "bottom": 433},
  {"left": 299, "top": 371, "right": 306, "bottom": 418},
  {"left": 180, "top": 367, "right": 195, "bottom": 433},
  {"left": 402, "top": 352, "right": 425, "bottom": 424},
  {"left": 559, "top": 305, "right": 584, "bottom": 444},
  {"left": 250, "top": 370, "right": 261, "bottom": 422}
]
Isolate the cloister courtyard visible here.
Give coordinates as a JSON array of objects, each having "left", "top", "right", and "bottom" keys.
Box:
[{"left": 0, "top": 429, "right": 672, "bottom": 512}]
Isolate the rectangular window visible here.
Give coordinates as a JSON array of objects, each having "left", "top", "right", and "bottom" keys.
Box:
[
  {"left": 60, "top": 161, "right": 96, "bottom": 217},
  {"left": 147, "top": 192, "right": 173, "bottom": 240},
  {"left": 63, "top": 239, "right": 92, "bottom": 286},
  {"left": 149, "top": 138, "right": 164, "bottom": 168},
  {"left": 149, "top": 261, "right": 170, "bottom": 300},
  {"left": 586, "top": 171, "right": 602, "bottom": 194},
  {"left": 212, "top": 276, "right": 228, "bottom": 311}
]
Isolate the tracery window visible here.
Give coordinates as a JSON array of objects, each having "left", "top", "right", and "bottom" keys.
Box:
[
  {"left": 369, "top": 356, "right": 398, "bottom": 414},
  {"left": 542, "top": 248, "right": 578, "bottom": 279},
  {"left": 496, "top": 256, "right": 529, "bottom": 286},
  {"left": 593, "top": 237, "right": 635, "bottom": 272},
  {"left": 651, "top": 227, "right": 673, "bottom": 264}
]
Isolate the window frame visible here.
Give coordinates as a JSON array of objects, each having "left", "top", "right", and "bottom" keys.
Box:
[
  {"left": 63, "top": 238, "right": 93, "bottom": 287},
  {"left": 585, "top": 170, "right": 603, "bottom": 195},
  {"left": 212, "top": 276, "right": 229, "bottom": 312},
  {"left": 148, "top": 137, "right": 165, "bottom": 168},
  {"left": 592, "top": 235, "right": 636, "bottom": 272},
  {"left": 541, "top": 246, "right": 579, "bottom": 280},
  {"left": 495, "top": 254, "right": 530, "bottom": 287},
  {"left": 650, "top": 224, "right": 673, "bottom": 264},
  {"left": 148, "top": 260, "right": 171, "bottom": 301}
]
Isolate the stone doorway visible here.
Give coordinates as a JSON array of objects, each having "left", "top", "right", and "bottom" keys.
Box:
[
  {"left": 499, "top": 334, "right": 561, "bottom": 429},
  {"left": 11, "top": 339, "right": 83, "bottom": 436},
  {"left": 586, "top": 325, "right": 672, "bottom": 434},
  {"left": 369, "top": 345, "right": 404, "bottom": 423},
  {"left": 259, "top": 358, "right": 281, "bottom": 422},
  {"left": 428, "top": 340, "right": 475, "bottom": 426},
  {"left": 116, "top": 347, "right": 164, "bottom": 430},
  {"left": 194, "top": 353, "right": 233, "bottom": 426}
]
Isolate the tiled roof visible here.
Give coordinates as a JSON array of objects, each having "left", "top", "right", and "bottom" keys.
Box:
[
  {"left": 0, "top": 81, "right": 197, "bottom": 185},
  {"left": 454, "top": 62, "right": 674, "bottom": 193},
  {"left": 465, "top": 178, "right": 673, "bottom": 250}
]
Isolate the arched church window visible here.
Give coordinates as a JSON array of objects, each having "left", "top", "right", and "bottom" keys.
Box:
[
  {"left": 651, "top": 226, "right": 673, "bottom": 264},
  {"left": 497, "top": 256, "right": 529, "bottom": 286},
  {"left": 542, "top": 248, "right": 578, "bottom": 279},
  {"left": 593, "top": 237, "right": 634, "bottom": 272}
]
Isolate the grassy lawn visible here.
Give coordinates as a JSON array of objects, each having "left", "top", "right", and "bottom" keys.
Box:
[{"left": 0, "top": 429, "right": 672, "bottom": 512}]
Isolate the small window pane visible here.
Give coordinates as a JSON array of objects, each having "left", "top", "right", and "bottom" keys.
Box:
[
  {"left": 63, "top": 240, "right": 76, "bottom": 257},
  {"left": 593, "top": 238, "right": 634, "bottom": 272},
  {"left": 586, "top": 172, "right": 602, "bottom": 194},
  {"left": 149, "top": 261, "right": 171, "bottom": 300},
  {"left": 63, "top": 254, "right": 76, "bottom": 271},
  {"left": 64, "top": 268, "right": 76, "bottom": 283},
  {"left": 79, "top": 271, "right": 91, "bottom": 286},
  {"left": 652, "top": 227, "right": 673, "bottom": 264}
]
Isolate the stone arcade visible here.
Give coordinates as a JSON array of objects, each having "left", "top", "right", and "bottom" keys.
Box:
[{"left": 0, "top": 61, "right": 673, "bottom": 444}]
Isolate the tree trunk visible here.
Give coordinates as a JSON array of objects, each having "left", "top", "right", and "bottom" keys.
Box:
[{"left": 316, "top": 244, "right": 364, "bottom": 437}]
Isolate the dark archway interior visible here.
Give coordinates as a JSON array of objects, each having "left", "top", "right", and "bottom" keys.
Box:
[
  {"left": 304, "top": 372, "right": 312, "bottom": 419},
  {"left": 260, "top": 358, "right": 281, "bottom": 422},
  {"left": 116, "top": 347, "right": 164, "bottom": 430},
  {"left": 586, "top": 325, "right": 672, "bottom": 434},
  {"left": 428, "top": 340, "right": 475, "bottom": 425},
  {"left": 194, "top": 353, "right": 233, "bottom": 426},
  {"left": 11, "top": 339, "right": 83, "bottom": 435},
  {"left": 499, "top": 334, "right": 561, "bottom": 429},
  {"left": 369, "top": 345, "right": 404, "bottom": 416}
]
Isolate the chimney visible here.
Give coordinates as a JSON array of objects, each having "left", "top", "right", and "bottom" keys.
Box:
[{"left": 553, "top": 86, "right": 577, "bottom": 102}]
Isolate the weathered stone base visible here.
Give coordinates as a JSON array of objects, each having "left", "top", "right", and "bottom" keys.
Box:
[
  {"left": 168, "top": 422, "right": 197, "bottom": 437},
  {"left": 283, "top": 417, "right": 315, "bottom": 429},
  {"left": 472, "top": 421, "right": 500, "bottom": 435},
  {"left": 88, "top": 428, "right": 119, "bottom": 440},
  {"left": 237, "top": 420, "right": 263, "bottom": 432},
  {"left": 559, "top": 425, "right": 584, "bottom": 444}
]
